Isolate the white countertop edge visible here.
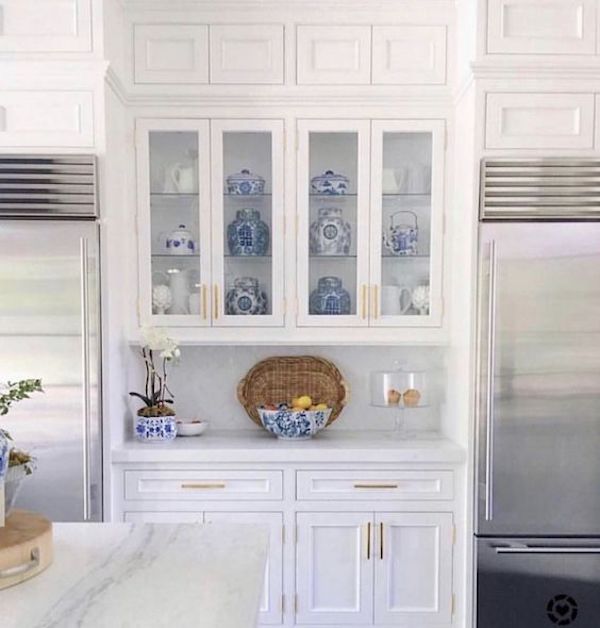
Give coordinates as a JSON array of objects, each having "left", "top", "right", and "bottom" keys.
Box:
[{"left": 112, "top": 430, "right": 465, "bottom": 464}]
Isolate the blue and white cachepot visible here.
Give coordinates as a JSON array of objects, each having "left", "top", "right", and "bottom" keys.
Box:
[
  {"left": 309, "top": 207, "right": 351, "bottom": 256},
  {"left": 309, "top": 276, "right": 351, "bottom": 316},
  {"left": 134, "top": 415, "right": 178, "bottom": 442},
  {"left": 226, "top": 169, "right": 265, "bottom": 195},
  {"left": 0, "top": 431, "right": 9, "bottom": 483},
  {"left": 166, "top": 224, "right": 197, "bottom": 256},
  {"left": 258, "top": 408, "right": 332, "bottom": 440},
  {"left": 311, "top": 170, "right": 349, "bottom": 195},
  {"left": 227, "top": 208, "right": 270, "bottom": 256},
  {"left": 382, "top": 210, "right": 418, "bottom": 257},
  {"left": 225, "top": 277, "right": 268, "bottom": 315}
]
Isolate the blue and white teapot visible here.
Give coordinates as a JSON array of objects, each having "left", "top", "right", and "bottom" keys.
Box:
[
  {"left": 166, "top": 224, "right": 197, "bottom": 256},
  {"left": 383, "top": 211, "right": 418, "bottom": 257}
]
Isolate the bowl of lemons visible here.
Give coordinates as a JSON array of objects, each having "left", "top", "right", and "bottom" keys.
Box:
[{"left": 257, "top": 395, "right": 332, "bottom": 440}]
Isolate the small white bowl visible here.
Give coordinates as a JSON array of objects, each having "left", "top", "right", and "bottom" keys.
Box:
[{"left": 176, "top": 420, "right": 208, "bottom": 437}]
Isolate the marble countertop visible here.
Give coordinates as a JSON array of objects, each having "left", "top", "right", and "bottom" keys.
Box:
[
  {"left": 112, "top": 430, "right": 465, "bottom": 464},
  {"left": 1, "top": 522, "right": 268, "bottom": 628}
]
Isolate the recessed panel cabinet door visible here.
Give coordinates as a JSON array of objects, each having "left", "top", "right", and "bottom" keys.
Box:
[
  {"left": 296, "top": 512, "right": 373, "bottom": 625},
  {"left": 374, "top": 512, "right": 453, "bottom": 625}
]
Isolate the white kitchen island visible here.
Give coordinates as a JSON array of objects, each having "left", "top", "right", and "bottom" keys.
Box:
[{"left": 0, "top": 521, "right": 268, "bottom": 628}]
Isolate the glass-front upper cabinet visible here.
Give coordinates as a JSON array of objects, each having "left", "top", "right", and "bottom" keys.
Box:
[
  {"left": 210, "top": 120, "right": 284, "bottom": 326},
  {"left": 136, "top": 119, "right": 212, "bottom": 326},
  {"left": 369, "top": 120, "right": 444, "bottom": 327},
  {"left": 297, "top": 120, "right": 371, "bottom": 326}
]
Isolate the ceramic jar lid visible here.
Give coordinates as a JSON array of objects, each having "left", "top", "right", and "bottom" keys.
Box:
[{"left": 226, "top": 169, "right": 265, "bottom": 186}]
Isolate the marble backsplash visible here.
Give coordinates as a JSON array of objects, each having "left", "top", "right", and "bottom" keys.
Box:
[{"left": 128, "top": 345, "right": 446, "bottom": 432}]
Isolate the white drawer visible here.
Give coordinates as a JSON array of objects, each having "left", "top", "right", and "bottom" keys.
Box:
[
  {"left": 485, "top": 92, "right": 595, "bottom": 150},
  {"left": 125, "top": 470, "right": 283, "bottom": 501},
  {"left": 124, "top": 511, "right": 204, "bottom": 523},
  {"left": 487, "top": 0, "right": 597, "bottom": 55},
  {"left": 0, "top": 90, "right": 94, "bottom": 147},
  {"left": 296, "top": 470, "right": 454, "bottom": 501}
]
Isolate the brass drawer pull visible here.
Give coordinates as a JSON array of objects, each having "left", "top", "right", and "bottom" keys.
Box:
[
  {"left": 181, "top": 483, "right": 226, "bottom": 490},
  {"left": 353, "top": 483, "right": 398, "bottom": 489}
]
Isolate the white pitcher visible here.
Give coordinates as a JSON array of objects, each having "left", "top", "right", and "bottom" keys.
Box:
[
  {"left": 163, "top": 162, "right": 197, "bottom": 194},
  {"left": 381, "top": 285, "right": 412, "bottom": 316}
]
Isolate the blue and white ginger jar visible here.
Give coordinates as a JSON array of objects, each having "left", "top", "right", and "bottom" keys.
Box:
[
  {"left": 166, "top": 224, "right": 197, "bottom": 256},
  {"left": 225, "top": 277, "right": 268, "bottom": 315},
  {"left": 226, "top": 169, "right": 265, "bottom": 195},
  {"left": 135, "top": 415, "right": 178, "bottom": 442},
  {"left": 309, "top": 276, "right": 351, "bottom": 316},
  {"left": 311, "top": 170, "right": 349, "bottom": 195},
  {"left": 310, "top": 207, "right": 351, "bottom": 256},
  {"left": 227, "top": 208, "right": 270, "bottom": 256}
]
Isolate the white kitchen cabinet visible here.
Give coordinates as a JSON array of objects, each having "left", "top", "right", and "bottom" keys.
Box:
[
  {"left": 485, "top": 92, "right": 595, "bottom": 150},
  {"left": 372, "top": 26, "right": 447, "bottom": 85},
  {"left": 204, "top": 511, "right": 283, "bottom": 625},
  {"left": 296, "top": 512, "right": 374, "bottom": 625},
  {"left": 209, "top": 25, "right": 285, "bottom": 85},
  {"left": 134, "top": 24, "right": 209, "bottom": 85},
  {"left": 296, "top": 26, "right": 372, "bottom": 85},
  {"left": 0, "top": 0, "right": 92, "bottom": 52},
  {"left": 0, "top": 90, "right": 94, "bottom": 148},
  {"left": 374, "top": 512, "right": 454, "bottom": 625},
  {"left": 486, "top": 0, "right": 597, "bottom": 55}
]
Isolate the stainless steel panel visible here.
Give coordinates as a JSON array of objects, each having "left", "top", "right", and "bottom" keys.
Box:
[
  {"left": 0, "top": 220, "right": 102, "bottom": 521},
  {"left": 477, "top": 537, "right": 600, "bottom": 627},
  {"left": 476, "top": 223, "right": 600, "bottom": 536}
]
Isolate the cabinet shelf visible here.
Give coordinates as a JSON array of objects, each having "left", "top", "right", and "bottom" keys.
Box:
[{"left": 152, "top": 253, "right": 200, "bottom": 259}]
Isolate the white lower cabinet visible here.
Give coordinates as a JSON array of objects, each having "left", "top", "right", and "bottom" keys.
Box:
[{"left": 296, "top": 511, "right": 453, "bottom": 626}]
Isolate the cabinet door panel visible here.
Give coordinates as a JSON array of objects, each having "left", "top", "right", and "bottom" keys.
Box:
[
  {"left": 204, "top": 511, "right": 282, "bottom": 625},
  {"left": 296, "top": 512, "right": 373, "bottom": 624},
  {"left": 375, "top": 512, "right": 453, "bottom": 625}
]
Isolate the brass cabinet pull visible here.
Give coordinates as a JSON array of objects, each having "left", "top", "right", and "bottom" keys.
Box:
[
  {"left": 354, "top": 483, "right": 398, "bottom": 489},
  {"left": 181, "top": 483, "right": 226, "bottom": 490},
  {"left": 372, "top": 285, "right": 379, "bottom": 319},
  {"left": 213, "top": 285, "right": 219, "bottom": 319},
  {"left": 202, "top": 284, "right": 207, "bottom": 320},
  {"left": 380, "top": 522, "right": 384, "bottom": 560},
  {"left": 366, "top": 522, "right": 371, "bottom": 560},
  {"left": 361, "top": 284, "right": 368, "bottom": 319}
]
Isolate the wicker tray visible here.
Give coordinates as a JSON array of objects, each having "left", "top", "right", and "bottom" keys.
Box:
[{"left": 237, "top": 356, "right": 349, "bottom": 427}]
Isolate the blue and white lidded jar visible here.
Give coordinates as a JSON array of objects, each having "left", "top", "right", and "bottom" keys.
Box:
[
  {"left": 225, "top": 277, "right": 268, "bottom": 315},
  {"left": 227, "top": 208, "right": 270, "bottom": 256},
  {"left": 382, "top": 211, "right": 418, "bottom": 257},
  {"left": 166, "top": 224, "right": 197, "bottom": 256},
  {"left": 309, "top": 276, "right": 351, "bottom": 316},
  {"left": 311, "top": 170, "right": 349, "bottom": 195},
  {"left": 309, "top": 207, "right": 351, "bottom": 256},
  {"left": 134, "top": 415, "right": 178, "bottom": 442},
  {"left": 226, "top": 169, "right": 265, "bottom": 195}
]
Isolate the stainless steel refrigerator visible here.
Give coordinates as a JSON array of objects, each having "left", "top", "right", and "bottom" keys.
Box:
[
  {"left": 475, "top": 159, "right": 600, "bottom": 627},
  {"left": 0, "top": 155, "right": 102, "bottom": 522}
]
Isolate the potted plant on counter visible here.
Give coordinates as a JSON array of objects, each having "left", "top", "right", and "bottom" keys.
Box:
[
  {"left": 130, "top": 327, "right": 181, "bottom": 442},
  {"left": 0, "top": 379, "right": 43, "bottom": 515}
]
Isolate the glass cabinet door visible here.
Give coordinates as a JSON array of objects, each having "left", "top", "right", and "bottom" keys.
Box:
[
  {"left": 369, "top": 120, "right": 444, "bottom": 327},
  {"left": 210, "top": 120, "right": 284, "bottom": 326},
  {"left": 297, "top": 120, "right": 370, "bottom": 326},
  {"left": 136, "top": 119, "right": 212, "bottom": 326}
]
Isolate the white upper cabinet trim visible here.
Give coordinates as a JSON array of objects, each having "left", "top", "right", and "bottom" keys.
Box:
[
  {"left": 296, "top": 25, "right": 372, "bottom": 85},
  {"left": 134, "top": 24, "right": 209, "bottom": 84},
  {"left": 485, "top": 92, "right": 595, "bottom": 149},
  {"left": 0, "top": 0, "right": 92, "bottom": 52},
  {"left": 209, "top": 24, "right": 284, "bottom": 84},
  {"left": 487, "top": 0, "right": 597, "bottom": 55},
  {"left": 372, "top": 26, "right": 447, "bottom": 85}
]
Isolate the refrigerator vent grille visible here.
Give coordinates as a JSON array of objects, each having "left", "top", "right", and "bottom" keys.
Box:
[
  {"left": 480, "top": 159, "right": 600, "bottom": 220},
  {"left": 0, "top": 155, "right": 96, "bottom": 217}
]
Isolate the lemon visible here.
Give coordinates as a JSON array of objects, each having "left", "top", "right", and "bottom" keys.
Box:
[
  {"left": 292, "top": 395, "right": 312, "bottom": 410},
  {"left": 315, "top": 403, "right": 328, "bottom": 410}
]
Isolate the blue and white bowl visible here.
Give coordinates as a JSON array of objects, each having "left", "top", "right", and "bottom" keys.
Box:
[
  {"left": 257, "top": 408, "right": 332, "bottom": 440},
  {"left": 311, "top": 170, "right": 349, "bottom": 195},
  {"left": 135, "top": 415, "right": 178, "bottom": 442},
  {"left": 226, "top": 169, "right": 265, "bottom": 195}
]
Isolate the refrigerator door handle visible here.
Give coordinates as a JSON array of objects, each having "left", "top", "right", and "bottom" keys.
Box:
[
  {"left": 494, "top": 545, "right": 600, "bottom": 555},
  {"left": 484, "top": 240, "right": 498, "bottom": 521},
  {"left": 80, "top": 237, "right": 92, "bottom": 522}
]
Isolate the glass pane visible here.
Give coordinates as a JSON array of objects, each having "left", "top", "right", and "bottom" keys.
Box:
[
  {"left": 380, "top": 132, "right": 432, "bottom": 317},
  {"left": 149, "top": 131, "right": 200, "bottom": 316},
  {"left": 308, "top": 132, "right": 358, "bottom": 316},
  {"left": 222, "top": 131, "right": 273, "bottom": 316}
]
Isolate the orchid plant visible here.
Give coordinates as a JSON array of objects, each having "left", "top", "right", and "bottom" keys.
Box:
[{"left": 130, "top": 327, "right": 181, "bottom": 417}]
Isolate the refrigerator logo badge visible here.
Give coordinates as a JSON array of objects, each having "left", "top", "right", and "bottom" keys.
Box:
[{"left": 546, "top": 594, "right": 578, "bottom": 625}]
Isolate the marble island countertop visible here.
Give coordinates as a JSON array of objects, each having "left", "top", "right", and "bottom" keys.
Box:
[
  {"left": 1, "top": 522, "right": 268, "bottom": 628},
  {"left": 112, "top": 429, "right": 465, "bottom": 464}
]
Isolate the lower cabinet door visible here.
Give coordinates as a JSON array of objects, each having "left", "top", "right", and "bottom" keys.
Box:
[
  {"left": 374, "top": 512, "right": 453, "bottom": 625},
  {"left": 296, "top": 512, "right": 373, "bottom": 625},
  {"left": 204, "top": 511, "right": 283, "bottom": 625}
]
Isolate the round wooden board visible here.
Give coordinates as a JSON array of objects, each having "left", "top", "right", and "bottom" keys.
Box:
[{"left": 0, "top": 509, "right": 53, "bottom": 590}]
